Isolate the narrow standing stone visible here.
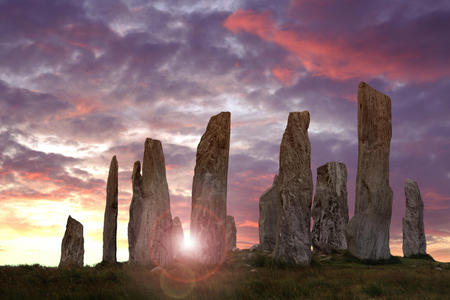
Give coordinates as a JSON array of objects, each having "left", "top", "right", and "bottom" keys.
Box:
[
  {"left": 403, "top": 179, "right": 426, "bottom": 257},
  {"left": 259, "top": 175, "right": 279, "bottom": 251},
  {"left": 274, "top": 111, "right": 313, "bottom": 265},
  {"left": 172, "top": 216, "right": 184, "bottom": 257},
  {"left": 226, "top": 215, "right": 237, "bottom": 251},
  {"left": 59, "top": 215, "right": 84, "bottom": 268},
  {"left": 346, "top": 82, "right": 393, "bottom": 261},
  {"left": 128, "top": 139, "right": 173, "bottom": 265},
  {"left": 312, "top": 162, "right": 349, "bottom": 253},
  {"left": 103, "top": 155, "right": 118, "bottom": 263},
  {"left": 190, "top": 112, "right": 230, "bottom": 264},
  {"left": 128, "top": 161, "right": 143, "bottom": 263}
]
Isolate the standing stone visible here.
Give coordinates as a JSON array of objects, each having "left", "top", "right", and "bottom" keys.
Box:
[
  {"left": 128, "top": 138, "right": 173, "bottom": 266},
  {"left": 346, "top": 82, "right": 393, "bottom": 261},
  {"left": 312, "top": 162, "right": 349, "bottom": 253},
  {"left": 259, "top": 175, "right": 279, "bottom": 251},
  {"left": 103, "top": 155, "right": 118, "bottom": 264},
  {"left": 226, "top": 215, "right": 237, "bottom": 251},
  {"left": 59, "top": 216, "right": 84, "bottom": 268},
  {"left": 274, "top": 111, "right": 313, "bottom": 265},
  {"left": 403, "top": 179, "right": 426, "bottom": 257},
  {"left": 190, "top": 112, "right": 230, "bottom": 264},
  {"left": 128, "top": 161, "right": 144, "bottom": 263},
  {"left": 172, "top": 216, "right": 184, "bottom": 257}
]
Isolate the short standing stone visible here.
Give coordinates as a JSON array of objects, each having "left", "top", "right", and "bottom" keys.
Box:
[
  {"left": 128, "top": 139, "right": 173, "bottom": 265},
  {"left": 59, "top": 216, "right": 84, "bottom": 268},
  {"left": 103, "top": 155, "right": 118, "bottom": 263},
  {"left": 274, "top": 111, "right": 313, "bottom": 265},
  {"left": 403, "top": 179, "right": 426, "bottom": 257},
  {"left": 226, "top": 215, "right": 237, "bottom": 251},
  {"left": 346, "top": 82, "right": 393, "bottom": 261},
  {"left": 258, "top": 175, "right": 279, "bottom": 251},
  {"left": 312, "top": 162, "right": 349, "bottom": 253},
  {"left": 190, "top": 112, "right": 230, "bottom": 264}
]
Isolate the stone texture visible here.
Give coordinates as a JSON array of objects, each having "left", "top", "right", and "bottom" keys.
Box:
[
  {"left": 312, "top": 162, "right": 349, "bottom": 253},
  {"left": 346, "top": 82, "right": 393, "bottom": 261},
  {"left": 190, "top": 112, "right": 230, "bottom": 264},
  {"left": 226, "top": 215, "right": 237, "bottom": 251},
  {"left": 258, "top": 175, "right": 279, "bottom": 251},
  {"left": 128, "top": 138, "right": 173, "bottom": 265},
  {"left": 103, "top": 155, "right": 118, "bottom": 264},
  {"left": 274, "top": 111, "right": 313, "bottom": 265},
  {"left": 403, "top": 179, "right": 426, "bottom": 257},
  {"left": 59, "top": 216, "right": 84, "bottom": 268},
  {"left": 171, "top": 216, "right": 184, "bottom": 257}
]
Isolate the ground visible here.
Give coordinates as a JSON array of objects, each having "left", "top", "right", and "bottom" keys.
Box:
[{"left": 0, "top": 250, "right": 448, "bottom": 299}]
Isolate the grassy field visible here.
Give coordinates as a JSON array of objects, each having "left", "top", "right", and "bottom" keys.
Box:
[{"left": 0, "top": 250, "right": 448, "bottom": 300}]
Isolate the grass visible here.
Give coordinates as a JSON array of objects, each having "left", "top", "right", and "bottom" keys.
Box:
[{"left": 0, "top": 251, "right": 448, "bottom": 300}]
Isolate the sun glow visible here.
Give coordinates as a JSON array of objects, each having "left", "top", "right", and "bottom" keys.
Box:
[{"left": 181, "top": 235, "right": 197, "bottom": 252}]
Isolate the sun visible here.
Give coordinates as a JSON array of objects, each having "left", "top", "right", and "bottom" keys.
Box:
[{"left": 181, "top": 235, "right": 197, "bottom": 252}]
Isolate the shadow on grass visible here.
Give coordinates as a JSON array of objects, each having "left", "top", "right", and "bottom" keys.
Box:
[
  {"left": 341, "top": 252, "right": 403, "bottom": 265},
  {"left": 405, "top": 253, "right": 435, "bottom": 261}
]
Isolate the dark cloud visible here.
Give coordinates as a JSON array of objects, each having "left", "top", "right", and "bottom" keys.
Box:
[{"left": 0, "top": 80, "right": 71, "bottom": 126}]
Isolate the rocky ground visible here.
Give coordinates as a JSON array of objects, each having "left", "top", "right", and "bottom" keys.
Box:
[{"left": 0, "top": 250, "right": 448, "bottom": 299}]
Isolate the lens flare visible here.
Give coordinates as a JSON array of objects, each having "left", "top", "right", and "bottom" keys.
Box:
[
  {"left": 149, "top": 207, "right": 227, "bottom": 284},
  {"left": 182, "top": 235, "right": 197, "bottom": 252}
]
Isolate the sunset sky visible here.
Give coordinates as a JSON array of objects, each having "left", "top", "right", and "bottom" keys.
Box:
[{"left": 0, "top": 0, "right": 449, "bottom": 265}]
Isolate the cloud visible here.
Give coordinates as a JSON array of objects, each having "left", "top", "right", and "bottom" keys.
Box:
[
  {"left": 238, "top": 220, "right": 258, "bottom": 228},
  {"left": 224, "top": 8, "right": 450, "bottom": 82},
  {"left": 0, "top": 80, "right": 71, "bottom": 126},
  {"left": 0, "top": 130, "right": 104, "bottom": 205}
]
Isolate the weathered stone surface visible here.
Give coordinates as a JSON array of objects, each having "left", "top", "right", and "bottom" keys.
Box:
[
  {"left": 59, "top": 216, "right": 84, "bottom": 268},
  {"left": 346, "top": 82, "right": 393, "bottom": 261},
  {"left": 103, "top": 155, "right": 118, "bottom": 264},
  {"left": 258, "top": 175, "right": 279, "bottom": 251},
  {"left": 274, "top": 111, "right": 313, "bottom": 265},
  {"left": 226, "top": 215, "right": 237, "bottom": 251},
  {"left": 403, "top": 179, "right": 426, "bottom": 257},
  {"left": 128, "top": 139, "right": 173, "bottom": 265},
  {"left": 312, "top": 162, "right": 349, "bottom": 253},
  {"left": 190, "top": 112, "right": 230, "bottom": 264},
  {"left": 171, "top": 216, "right": 184, "bottom": 257}
]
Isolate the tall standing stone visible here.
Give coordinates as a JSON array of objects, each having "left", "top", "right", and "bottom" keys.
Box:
[
  {"left": 128, "top": 161, "right": 143, "bottom": 263},
  {"left": 346, "top": 82, "right": 393, "bottom": 261},
  {"left": 403, "top": 179, "right": 426, "bottom": 257},
  {"left": 103, "top": 155, "right": 118, "bottom": 263},
  {"left": 172, "top": 216, "right": 184, "bottom": 257},
  {"left": 128, "top": 139, "right": 173, "bottom": 265},
  {"left": 190, "top": 112, "right": 230, "bottom": 264},
  {"left": 59, "top": 215, "right": 84, "bottom": 268},
  {"left": 226, "top": 215, "right": 237, "bottom": 251},
  {"left": 259, "top": 175, "right": 279, "bottom": 251},
  {"left": 274, "top": 111, "right": 313, "bottom": 265},
  {"left": 312, "top": 162, "right": 349, "bottom": 253}
]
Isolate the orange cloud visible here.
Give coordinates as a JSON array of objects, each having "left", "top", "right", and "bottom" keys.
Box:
[
  {"left": 68, "top": 41, "right": 95, "bottom": 52},
  {"left": 272, "top": 66, "right": 295, "bottom": 85},
  {"left": 224, "top": 10, "right": 274, "bottom": 39},
  {"left": 224, "top": 10, "right": 448, "bottom": 82},
  {"left": 423, "top": 191, "right": 450, "bottom": 210},
  {"left": 23, "top": 172, "right": 53, "bottom": 181},
  {"left": 238, "top": 220, "right": 259, "bottom": 228}
]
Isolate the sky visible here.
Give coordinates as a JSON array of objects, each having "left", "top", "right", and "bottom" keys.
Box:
[{"left": 0, "top": 0, "right": 449, "bottom": 266}]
